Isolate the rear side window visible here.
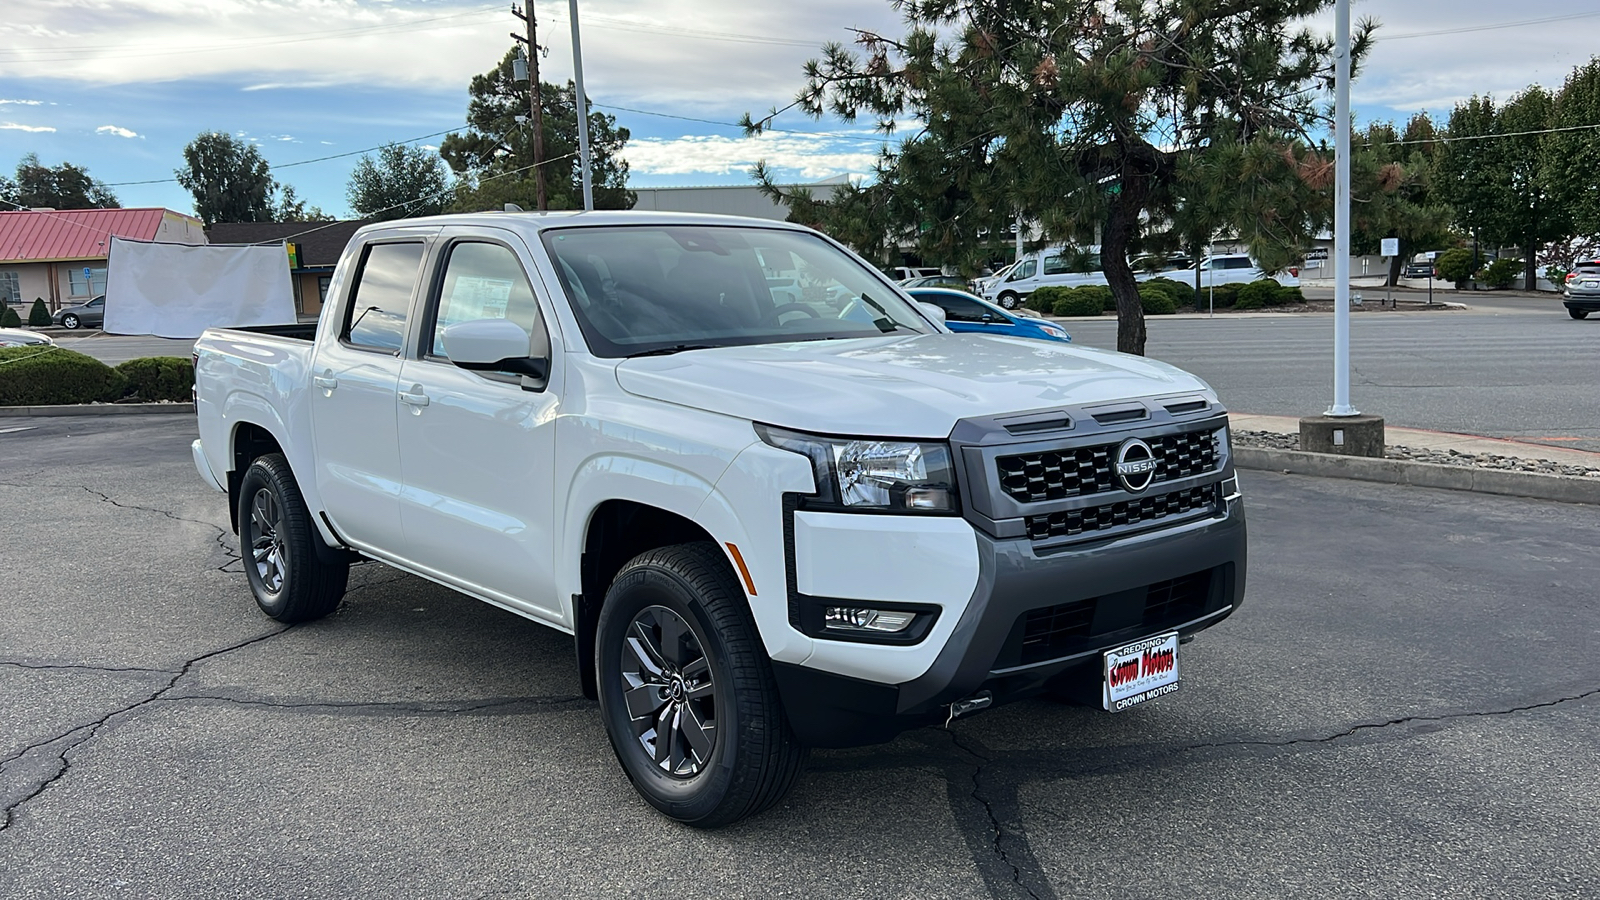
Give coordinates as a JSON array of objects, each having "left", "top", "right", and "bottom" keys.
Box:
[{"left": 344, "top": 242, "right": 425, "bottom": 351}]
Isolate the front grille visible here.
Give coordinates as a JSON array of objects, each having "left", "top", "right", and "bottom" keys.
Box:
[
  {"left": 1025, "top": 485, "right": 1214, "bottom": 542},
  {"left": 996, "top": 428, "right": 1220, "bottom": 503},
  {"left": 1007, "top": 568, "right": 1220, "bottom": 666}
]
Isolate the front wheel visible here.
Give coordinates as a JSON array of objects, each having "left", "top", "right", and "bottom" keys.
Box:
[
  {"left": 998, "top": 292, "right": 1021, "bottom": 310},
  {"left": 237, "top": 453, "right": 348, "bottom": 622},
  {"left": 61, "top": 314, "right": 80, "bottom": 329},
  {"left": 1569, "top": 308, "right": 1589, "bottom": 320},
  {"left": 596, "top": 543, "right": 805, "bottom": 827}
]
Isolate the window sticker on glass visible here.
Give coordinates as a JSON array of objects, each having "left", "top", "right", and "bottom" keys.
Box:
[{"left": 450, "top": 276, "right": 515, "bottom": 320}]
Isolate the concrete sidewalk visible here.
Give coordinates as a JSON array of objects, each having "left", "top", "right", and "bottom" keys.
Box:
[{"left": 1232, "top": 413, "right": 1600, "bottom": 467}]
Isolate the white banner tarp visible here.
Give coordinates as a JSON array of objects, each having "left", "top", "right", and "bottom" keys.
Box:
[{"left": 104, "top": 237, "right": 297, "bottom": 338}]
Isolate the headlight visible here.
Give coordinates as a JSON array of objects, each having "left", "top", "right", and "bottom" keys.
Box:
[
  {"left": 756, "top": 425, "right": 959, "bottom": 514},
  {"left": 1037, "top": 322, "right": 1070, "bottom": 340}
]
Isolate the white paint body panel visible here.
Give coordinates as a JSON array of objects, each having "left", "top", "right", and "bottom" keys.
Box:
[{"left": 191, "top": 210, "right": 1209, "bottom": 688}]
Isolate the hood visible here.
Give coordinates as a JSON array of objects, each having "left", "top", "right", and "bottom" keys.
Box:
[{"left": 614, "top": 333, "right": 1212, "bottom": 438}]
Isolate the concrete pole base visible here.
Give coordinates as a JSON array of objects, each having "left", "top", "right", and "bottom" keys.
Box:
[{"left": 1299, "top": 414, "right": 1385, "bottom": 458}]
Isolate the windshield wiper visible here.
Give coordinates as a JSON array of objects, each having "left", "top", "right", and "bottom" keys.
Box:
[
  {"left": 858, "top": 293, "right": 908, "bottom": 333},
  {"left": 625, "top": 344, "right": 719, "bottom": 358}
]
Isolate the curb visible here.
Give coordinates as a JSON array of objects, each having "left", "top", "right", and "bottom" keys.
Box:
[
  {"left": 1234, "top": 447, "right": 1600, "bottom": 506},
  {"left": 0, "top": 402, "right": 195, "bottom": 418}
]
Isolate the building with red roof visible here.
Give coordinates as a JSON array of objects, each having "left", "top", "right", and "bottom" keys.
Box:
[{"left": 0, "top": 207, "right": 205, "bottom": 313}]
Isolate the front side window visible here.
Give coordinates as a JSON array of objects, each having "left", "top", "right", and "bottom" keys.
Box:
[
  {"left": 542, "top": 226, "right": 930, "bottom": 358},
  {"left": 921, "top": 292, "right": 991, "bottom": 323},
  {"left": 1008, "top": 259, "right": 1037, "bottom": 281},
  {"left": 344, "top": 242, "right": 424, "bottom": 352},
  {"left": 428, "top": 242, "right": 545, "bottom": 359}
]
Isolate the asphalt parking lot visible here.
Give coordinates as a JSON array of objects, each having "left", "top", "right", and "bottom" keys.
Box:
[{"left": 3, "top": 415, "right": 1598, "bottom": 899}]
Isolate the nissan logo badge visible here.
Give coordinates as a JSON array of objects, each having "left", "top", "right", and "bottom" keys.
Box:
[{"left": 1115, "top": 438, "right": 1158, "bottom": 493}]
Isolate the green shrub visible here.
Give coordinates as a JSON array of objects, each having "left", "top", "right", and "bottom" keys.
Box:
[
  {"left": 1237, "top": 279, "right": 1285, "bottom": 309},
  {"left": 1145, "top": 277, "right": 1196, "bottom": 308},
  {"left": 1027, "top": 286, "right": 1073, "bottom": 313},
  {"left": 27, "top": 298, "right": 50, "bottom": 327},
  {"left": 1279, "top": 286, "right": 1306, "bottom": 304},
  {"left": 1051, "top": 292, "right": 1103, "bottom": 317},
  {"left": 1435, "top": 248, "right": 1474, "bottom": 284},
  {"left": 0, "top": 346, "right": 127, "bottom": 406},
  {"left": 1138, "top": 283, "right": 1177, "bottom": 315},
  {"left": 0, "top": 305, "right": 20, "bottom": 328},
  {"left": 115, "top": 357, "right": 194, "bottom": 402},
  {"left": 1070, "top": 284, "right": 1114, "bottom": 311},
  {"left": 1479, "top": 258, "right": 1521, "bottom": 289}
]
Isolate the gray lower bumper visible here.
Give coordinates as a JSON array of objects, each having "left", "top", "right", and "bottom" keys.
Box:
[{"left": 772, "top": 496, "right": 1247, "bottom": 747}]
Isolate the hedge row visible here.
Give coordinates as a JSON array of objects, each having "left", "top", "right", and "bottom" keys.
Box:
[
  {"left": 0, "top": 348, "right": 193, "bottom": 405},
  {"left": 1029, "top": 282, "right": 1186, "bottom": 317}
]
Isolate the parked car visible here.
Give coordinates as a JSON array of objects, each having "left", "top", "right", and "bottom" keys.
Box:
[
  {"left": 898, "top": 274, "right": 972, "bottom": 290},
  {"left": 971, "top": 260, "right": 1017, "bottom": 296},
  {"left": 1562, "top": 259, "right": 1600, "bottom": 319},
  {"left": 1175, "top": 255, "right": 1300, "bottom": 290},
  {"left": 192, "top": 210, "right": 1246, "bottom": 827},
  {"left": 53, "top": 295, "right": 105, "bottom": 330},
  {"left": 906, "top": 287, "right": 1071, "bottom": 342},
  {"left": 0, "top": 327, "right": 55, "bottom": 347},
  {"left": 891, "top": 266, "right": 942, "bottom": 281}
]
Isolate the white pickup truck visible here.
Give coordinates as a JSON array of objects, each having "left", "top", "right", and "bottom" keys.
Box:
[{"left": 192, "top": 211, "right": 1247, "bottom": 826}]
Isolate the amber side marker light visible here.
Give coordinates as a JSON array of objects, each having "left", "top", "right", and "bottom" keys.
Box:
[{"left": 724, "top": 542, "right": 757, "bottom": 596}]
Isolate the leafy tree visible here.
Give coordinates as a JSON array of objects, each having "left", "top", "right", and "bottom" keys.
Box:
[
  {"left": 747, "top": 0, "right": 1370, "bottom": 355},
  {"left": 442, "top": 49, "right": 633, "bottom": 211},
  {"left": 1547, "top": 60, "right": 1600, "bottom": 261},
  {"left": 273, "top": 185, "right": 333, "bottom": 222},
  {"left": 2, "top": 153, "right": 119, "bottom": 209},
  {"left": 176, "top": 133, "right": 278, "bottom": 225},
  {"left": 1350, "top": 115, "right": 1452, "bottom": 286},
  {"left": 347, "top": 143, "right": 451, "bottom": 220}
]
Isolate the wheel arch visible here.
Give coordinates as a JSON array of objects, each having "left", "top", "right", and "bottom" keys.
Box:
[
  {"left": 574, "top": 499, "right": 725, "bottom": 700},
  {"left": 227, "top": 421, "right": 287, "bottom": 534}
]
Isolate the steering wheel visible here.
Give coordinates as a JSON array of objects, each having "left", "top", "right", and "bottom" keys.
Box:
[{"left": 763, "top": 302, "right": 823, "bottom": 326}]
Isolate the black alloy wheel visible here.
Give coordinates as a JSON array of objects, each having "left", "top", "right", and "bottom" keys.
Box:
[
  {"left": 236, "top": 453, "right": 348, "bottom": 623},
  {"left": 595, "top": 542, "right": 805, "bottom": 827}
]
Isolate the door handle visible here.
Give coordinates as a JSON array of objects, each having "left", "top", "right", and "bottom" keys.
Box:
[
  {"left": 398, "top": 388, "right": 430, "bottom": 407},
  {"left": 313, "top": 375, "right": 338, "bottom": 391}
]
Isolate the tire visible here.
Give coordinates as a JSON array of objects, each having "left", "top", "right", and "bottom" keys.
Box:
[
  {"left": 237, "top": 453, "right": 348, "bottom": 623},
  {"left": 1569, "top": 308, "right": 1589, "bottom": 320},
  {"left": 998, "top": 292, "right": 1021, "bottom": 310},
  {"left": 596, "top": 542, "right": 806, "bottom": 827},
  {"left": 62, "top": 314, "right": 79, "bottom": 329}
]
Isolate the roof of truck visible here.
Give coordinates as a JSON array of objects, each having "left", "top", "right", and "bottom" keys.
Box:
[{"left": 348, "top": 209, "right": 817, "bottom": 241}]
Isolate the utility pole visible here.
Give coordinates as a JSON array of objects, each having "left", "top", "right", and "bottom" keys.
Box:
[
  {"left": 569, "top": 0, "right": 594, "bottom": 210},
  {"left": 510, "top": 3, "right": 549, "bottom": 211}
]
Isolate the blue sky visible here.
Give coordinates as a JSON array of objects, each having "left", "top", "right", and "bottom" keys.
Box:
[{"left": 2, "top": 1, "right": 1597, "bottom": 219}]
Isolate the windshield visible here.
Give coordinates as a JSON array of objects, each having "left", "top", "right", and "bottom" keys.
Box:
[{"left": 540, "top": 225, "right": 932, "bottom": 357}]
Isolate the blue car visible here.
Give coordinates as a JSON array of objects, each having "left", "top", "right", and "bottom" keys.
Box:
[{"left": 907, "top": 287, "right": 1071, "bottom": 342}]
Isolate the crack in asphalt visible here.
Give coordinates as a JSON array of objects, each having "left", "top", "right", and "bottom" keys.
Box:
[
  {"left": 76, "top": 484, "right": 242, "bottom": 572},
  {"left": 0, "top": 626, "right": 290, "bottom": 832},
  {"left": 0, "top": 661, "right": 177, "bottom": 675},
  {"left": 945, "top": 729, "right": 1054, "bottom": 900}
]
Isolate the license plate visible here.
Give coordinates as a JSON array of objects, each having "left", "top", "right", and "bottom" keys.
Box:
[
  {"left": 1582, "top": 281, "right": 1598, "bottom": 288},
  {"left": 1103, "top": 632, "right": 1180, "bottom": 712}
]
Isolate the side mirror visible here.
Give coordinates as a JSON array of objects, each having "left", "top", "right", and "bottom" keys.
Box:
[
  {"left": 441, "top": 318, "right": 548, "bottom": 379},
  {"left": 917, "top": 302, "right": 947, "bottom": 325}
]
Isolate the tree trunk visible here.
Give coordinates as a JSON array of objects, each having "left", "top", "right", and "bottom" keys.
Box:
[
  {"left": 1523, "top": 242, "right": 1539, "bottom": 291},
  {"left": 1103, "top": 176, "right": 1149, "bottom": 356}
]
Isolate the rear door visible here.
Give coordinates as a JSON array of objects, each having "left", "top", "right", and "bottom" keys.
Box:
[
  {"left": 393, "top": 230, "right": 564, "bottom": 621},
  {"left": 309, "top": 232, "right": 434, "bottom": 553}
]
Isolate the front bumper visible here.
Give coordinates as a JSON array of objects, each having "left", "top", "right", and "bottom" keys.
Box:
[{"left": 773, "top": 492, "right": 1246, "bottom": 747}]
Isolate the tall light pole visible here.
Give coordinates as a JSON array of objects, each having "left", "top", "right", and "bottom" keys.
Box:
[
  {"left": 1328, "top": 0, "right": 1356, "bottom": 417},
  {"left": 568, "top": 0, "right": 594, "bottom": 211}
]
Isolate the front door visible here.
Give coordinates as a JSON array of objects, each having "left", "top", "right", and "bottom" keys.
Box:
[
  {"left": 309, "top": 238, "right": 430, "bottom": 554},
  {"left": 394, "top": 234, "right": 563, "bottom": 621}
]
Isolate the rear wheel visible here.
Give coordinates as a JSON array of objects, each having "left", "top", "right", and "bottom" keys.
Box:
[
  {"left": 1570, "top": 308, "right": 1589, "bottom": 319},
  {"left": 998, "top": 292, "right": 1021, "bottom": 310},
  {"left": 596, "top": 542, "right": 805, "bottom": 827},
  {"left": 237, "top": 453, "right": 348, "bottom": 623}
]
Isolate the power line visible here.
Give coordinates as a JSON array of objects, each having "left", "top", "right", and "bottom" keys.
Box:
[
  {"left": 594, "top": 103, "right": 898, "bottom": 146},
  {"left": 1363, "top": 121, "right": 1600, "bottom": 147},
  {"left": 102, "top": 126, "right": 467, "bottom": 187},
  {"left": 1385, "top": 10, "right": 1600, "bottom": 40}
]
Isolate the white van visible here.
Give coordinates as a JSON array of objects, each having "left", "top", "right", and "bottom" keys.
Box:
[{"left": 982, "top": 247, "right": 1109, "bottom": 309}]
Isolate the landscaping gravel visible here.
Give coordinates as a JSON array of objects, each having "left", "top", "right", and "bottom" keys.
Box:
[{"left": 1233, "top": 429, "right": 1600, "bottom": 479}]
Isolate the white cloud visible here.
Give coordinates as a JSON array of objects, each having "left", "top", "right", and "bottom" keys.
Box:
[
  {"left": 625, "top": 131, "right": 883, "bottom": 179},
  {"left": 96, "top": 124, "right": 140, "bottom": 138},
  {"left": 0, "top": 99, "right": 44, "bottom": 106},
  {"left": 0, "top": 121, "right": 55, "bottom": 133}
]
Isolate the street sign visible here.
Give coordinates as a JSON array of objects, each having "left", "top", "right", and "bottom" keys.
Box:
[{"left": 1381, "top": 237, "right": 1399, "bottom": 257}]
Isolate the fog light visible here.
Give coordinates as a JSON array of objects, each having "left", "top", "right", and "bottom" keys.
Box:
[{"left": 823, "top": 606, "right": 916, "bottom": 634}]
